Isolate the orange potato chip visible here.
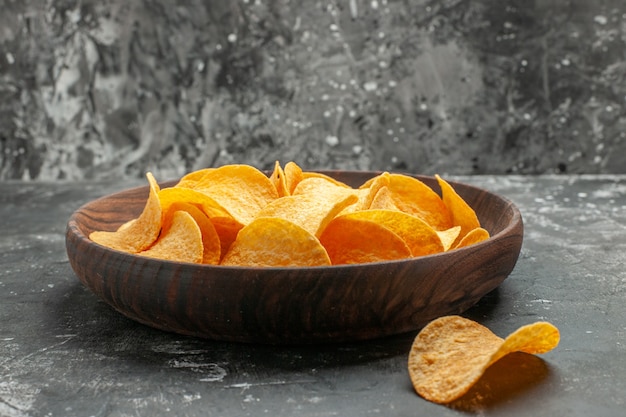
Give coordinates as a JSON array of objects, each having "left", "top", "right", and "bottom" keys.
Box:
[
  {"left": 408, "top": 315, "right": 560, "bottom": 404},
  {"left": 158, "top": 187, "right": 232, "bottom": 221},
  {"left": 338, "top": 210, "right": 443, "bottom": 257},
  {"left": 436, "top": 226, "right": 462, "bottom": 251},
  {"left": 293, "top": 176, "right": 361, "bottom": 215},
  {"left": 140, "top": 210, "right": 204, "bottom": 263},
  {"left": 174, "top": 168, "right": 214, "bottom": 188},
  {"left": 269, "top": 160, "right": 288, "bottom": 197},
  {"left": 453, "top": 227, "right": 490, "bottom": 249},
  {"left": 211, "top": 216, "right": 244, "bottom": 261},
  {"left": 191, "top": 164, "right": 279, "bottom": 225},
  {"left": 340, "top": 172, "right": 391, "bottom": 215},
  {"left": 89, "top": 172, "right": 162, "bottom": 253},
  {"left": 319, "top": 215, "right": 411, "bottom": 264},
  {"left": 367, "top": 185, "right": 399, "bottom": 210},
  {"left": 301, "top": 170, "right": 351, "bottom": 188},
  {"left": 163, "top": 202, "right": 221, "bottom": 264},
  {"left": 356, "top": 171, "right": 390, "bottom": 210},
  {"left": 221, "top": 217, "right": 331, "bottom": 267},
  {"left": 292, "top": 176, "right": 349, "bottom": 196},
  {"left": 283, "top": 161, "right": 305, "bottom": 195},
  {"left": 436, "top": 175, "right": 482, "bottom": 244},
  {"left": 115, "top": 218, "right": 136, "bottom": 232},
  {"left": 159, "top": 187, "right": 242, "bottom": 261},
  {"left": 254, "top": 192, "right": 358, "bottom": 238},
  {"left": 369, "top": 174, "right": 453, "bottom": 231}
]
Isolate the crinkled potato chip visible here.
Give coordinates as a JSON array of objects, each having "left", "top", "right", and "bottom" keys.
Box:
[
  {"left": 355, "top": 171, "right": 391, "bottom": 211},
  {"left": 254, "top": 192, "right": 358, "bottom": 238},
  {"left": 89, "top": 172, "right": 162, "bottom": 253},
  {"left": 115, "top": 218, "right": 136, "bottom": 232},
  {"left": 454, "top": 227, "right": 490, "bottom": 249},
  {"left": 283, "top": 161, "right": 305, "bottom": 195},
  {"left": 211, "top": 216, "right": 244, "bottom": 261},
  {"left": 292, "top": 176, "right": 362, "bottom": 217},
  {"left": 159, "top": 187, "right": 232, "bottom": 221},
  {"left": 163, "top": 202, "right": 221, "bottom": 264},
  {"left": 140, "top": 210, "right": 204, "bottom": 263},
  {"left": 340, "top": 172, "right": 391, "bottom": 214},
  {"left": 158, "top": 186, "right": 240, "bottom": 259},
  {"left": 369, "top": 174, "right": 453, "bottom": 231},
  {"left": 319, "top": 215, "right": 411, "bottom": 264},
  {"left": 408, "top": 315, "right": 560, "bottom": 404},
  {"left": 436, "top": 175, "right": 482, "bottom": 245},
  {"left": 191, "top": 164, "right": 279, "bottom": 225},
  {"left": 292, "top": 176, "right": 351, "bottom": 196},
  {"left": 174, "top": 168, "right": 214, "bottom": 188},
  {"left": 368, "top": 185, "right": 398, "bottom": 211},
  {"left": 301, "top": 170, "right": 351, "bottom": 188},
  {"left": 437, "top": 226, "right": 462, "bottom": 252},
  {"left": 221, "top": 217, "right": 331, "bottom": 267},
  {"left": 269, "top": 160, "right": 288, "bottom": 197},
  {"left": 338, "top": 209, "right": 443, "bottom": 257}
]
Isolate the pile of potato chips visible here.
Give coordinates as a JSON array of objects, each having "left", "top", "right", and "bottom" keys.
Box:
[{"left": 89, "top": 162, "right": 490, "bottom": 266}]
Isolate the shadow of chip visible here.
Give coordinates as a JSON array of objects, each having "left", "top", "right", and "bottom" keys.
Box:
[{"left": 450, "top": 351, "right": 552, "bottom": 412}]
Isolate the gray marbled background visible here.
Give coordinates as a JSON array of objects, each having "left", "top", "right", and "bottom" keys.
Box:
[{"left": 1, "top": 0, "right": 625, "bottom": 180}]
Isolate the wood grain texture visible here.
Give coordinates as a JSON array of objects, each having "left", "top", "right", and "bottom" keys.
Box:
[{"left": 65, "top": 172, "right": 523, "bottom": 344}]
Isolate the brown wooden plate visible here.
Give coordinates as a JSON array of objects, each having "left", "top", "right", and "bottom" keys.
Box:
[{"left": 65, "top": 171, "right": 523, "bottom": 344}]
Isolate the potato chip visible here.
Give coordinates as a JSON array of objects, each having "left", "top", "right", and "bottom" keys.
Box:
[
  {"left": 301, "top": 170, "right": 351, "bottom": 188},
  {"left": 292, "top": 176, "right": 349, "bottom": 196},
  {"left": 407, "top": 315, "right": 560, "bottom": 404},
  {"left": 283, "top": 161, "right": 305, "bottom": 195},
  {"left": 369, "top": 174, "right": 453, "bottom": 231},
  {"left": 191, "top": 164, "right": 279, "bottom": 225},
  {"left": 159, "top": 187, "right": 232, "bottom": 221},
  {"left": 221, "top": 218, "right": 331, "bottom": 267},
  {"left": 319, "top": 215, "right": 411, "bottom": 264},
  {"left": 340, "top": 172, "right": 391, "bottom": 214},
  {"left": 436, "top": 175, "right": 482, "bottom": 244},
  {"left": 163, "top": 202, "right": 221, "bottom": 264},
  {"left": 338, "top": 210, "right": 443, "bottom": 257},
  {"left": 140, "top": 210, "right": 204, "bottom": 263},
  {"left": 367, "top": 186, "right": 399, "bottom": 211},
  {"left": 175, "top": 168, "right": 214, "bottom": 188},
  {"left": 254, "top": 192, "right": 358, "bottom": 238},
  {"left": 158, "top": 186, "right": 241, "bottom": 257},
  {"left": 437, "top": 226, "right": 462, "bottom": 251},
  {"left": 211, "top": 216, "right": 244, "bottom": 260},
  {"left": 269, "top": 160, "right": 288, "bottom": 197},
  {"left": 90, "top": 172, "right": 162, "bottom": 253},
  {"left": 116, "top": 218, "right": 136, "bottom": 232},
  {"left": 453, "top": 227, "right": 490, "bottom": 250},
  {"left": 356, "top": 171, "right": 390, "bottom": 210},
  {"left": 292, "top": 176, "right": 361, "bottom": 212}
]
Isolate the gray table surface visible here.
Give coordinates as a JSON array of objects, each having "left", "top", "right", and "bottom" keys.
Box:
[{"left": 1, "top": 175, "right": 625, "bottom": 417}]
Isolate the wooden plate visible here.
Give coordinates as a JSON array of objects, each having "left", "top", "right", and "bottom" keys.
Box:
[{"left": 65, "top": 171, "right": 523, "bottom": 344}]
